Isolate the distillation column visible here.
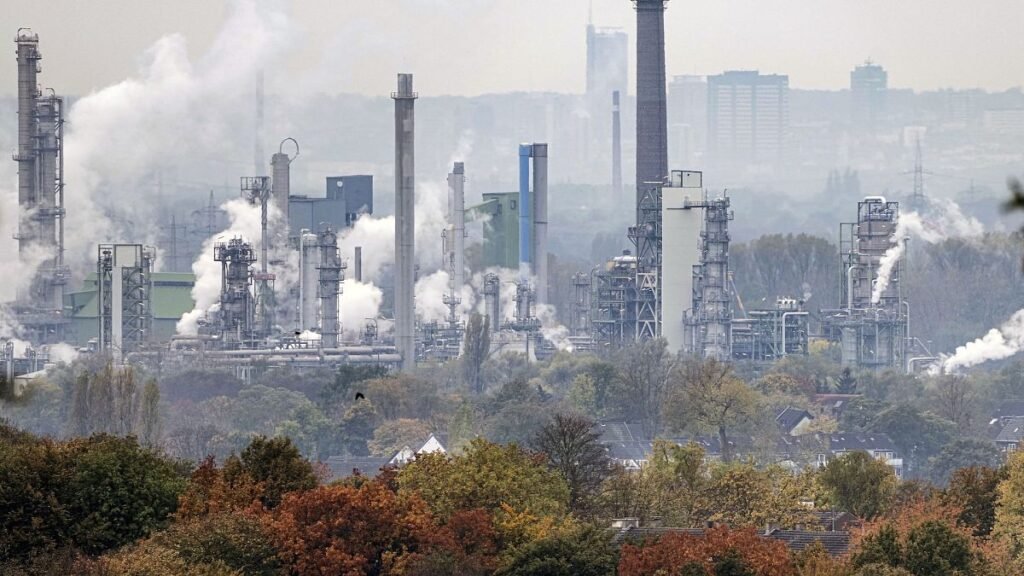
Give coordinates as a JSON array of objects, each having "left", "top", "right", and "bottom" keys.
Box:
[
  {"left": 392, "top": 74, "right": 417, "bottom": 371},
  {"left": 15, "top": 30, "right": 40, "bottom": 265},
  {"left": 299, "top": 232, "right": 319, "bottom": 332},
  {"left": 318, "top": 228, "right": 345, "bottom": 349}
]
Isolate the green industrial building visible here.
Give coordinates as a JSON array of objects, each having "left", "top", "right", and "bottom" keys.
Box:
[
  {"left": 65, "top": 272, "right": 195, "bottom": 346},
  {"left": 478, "top": 191, "right": 527, "bottom": 270}
]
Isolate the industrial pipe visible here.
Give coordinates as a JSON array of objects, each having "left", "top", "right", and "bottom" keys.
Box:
[{"left": 781, "top": 311, "right": 808, "bottom": 357}]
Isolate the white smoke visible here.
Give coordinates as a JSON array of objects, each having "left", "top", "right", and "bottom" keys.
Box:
[
  {"left": 61, "top": 0, "right": 291, "bottom": 277},
  {"left": 176, "top": 199, "right": 263, "bottom": 335},
  {"left": 341, "top": 280, "right": 384, "bottom": 337},
  {"left": 415, "top": 269, "right": 476, "bottom": 325},
  {"left": 938, "top": 309, "right": 1024, "bottom": 373},
  {"left": 871, "top": 200, "right": 983, "bottom": 304}
]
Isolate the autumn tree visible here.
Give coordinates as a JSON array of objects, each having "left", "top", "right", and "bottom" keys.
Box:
[
  {"left": 618, "top": 526, "right": 793, "bottom": 576},
  {"left": 155, "top": 511, "right": 281, "bottom": 576},
  {"left": 663, "top": 359, "right": 764, "bottom": 462},
  {"left": 818, "top": 451, "right": 896, "bottom": 520},
  {"left": 222, "top": 435, "right": 317, "bottom": 509},
  {"left": 268, "top": 479, "right": 440, "bottom": 575},
  {"left": 397, "top": 438, "right": 569, "bottom": 521},
  {"left": 495, "top": 524, "right": 619, "bottom": 576},
  {"left": 531, "top": 413, "right": 610, "bottom": 513},
  {"left": 994, "top": 450, "right": 1024, "bottom": 556},
  {"left": 463, "top": 312, "right": 491, "bottom": 394},
  {"left": 942, "top": 465, "right": 1007, "bottom": 537}
]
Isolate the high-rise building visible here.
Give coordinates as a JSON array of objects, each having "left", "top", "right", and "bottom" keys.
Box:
[
  {"left": 707, "top": 71, "right": 789, "bottom": 169},
  {"left": 586, "top": 23, "right": 628, "bottom": 186},
  {"left": 586, "top": 24, "right": 628, "bottom": 105},
  {"left": 668, "top": 75, "right": 707, "bottom": 168},
  {"left": 850, "top": 61, "right": 888, "bottom": 132}
]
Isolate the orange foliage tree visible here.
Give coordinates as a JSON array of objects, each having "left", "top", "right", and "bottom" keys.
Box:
[
  {"left": 618, "top": 526, "right": 793, "bottom": 576},
  {"left": 266, "top": 476, "right": 499, "bottom": 576}
]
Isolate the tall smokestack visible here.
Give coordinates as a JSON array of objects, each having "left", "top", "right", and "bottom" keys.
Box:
[
  {"left": 633, "top": 0, "right": 669, "bottom": 201},
  {"left": 15, "top": 29, "right": 40, "bottom": 265},
  {"left": 393, "top": 74, "right": 417, "bottom": 371},
  {"left": 254, "top": 70, "right": 264, "bottom": 175},
  {"left": 612, "top": 90, "right": 623, "bottom": 203},
  {"left": 299, "top": 231, "right": 318, "bottom": 332},
  {"left": 518, "top": 144, "right": 532, "bottom": 280},
  {"left": 448, "top": 163, "right": 466, "bottom": 298},
  {"left": 531, "top": 144, "right": 548, "bottom": 305},
  {"left": 354, "top": 246, "right": 363, "bottom": 283},
  {"left": 271, "top": 138, "right": 297, "bottom": 239}
]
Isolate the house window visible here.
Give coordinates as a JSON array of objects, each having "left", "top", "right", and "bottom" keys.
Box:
[
  {"left": 816, "top": 453, "right": 828, "bottom": 468},
  {"left": 510, "top": 200, "right": 517, "bottom": 210}
]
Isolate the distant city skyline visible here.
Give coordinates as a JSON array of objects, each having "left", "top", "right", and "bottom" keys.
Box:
[{"left": 1, "top": 0, "right": 1022, "bottom": 98}]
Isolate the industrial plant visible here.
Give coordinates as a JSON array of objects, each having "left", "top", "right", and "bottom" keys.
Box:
[{"left": 0, "top": 0, "right": 1011, "bottom": 386}]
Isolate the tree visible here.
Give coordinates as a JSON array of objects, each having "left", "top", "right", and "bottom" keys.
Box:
[
  {"left": 64, "top": 434, "right": 187, "bottom": 554},
  {"left": 268, "top": 479, "right": 440, "bottom": 576},
  {"left": 531, "top": 413, "right": 610, "bottom": 513},
  {"left": 155, "top": 511, "right": 281, "bottom": 576},
  {"left": 463, "top": 312, "right": 491, "bottom": 394},
  {"left": 663, "top": 359, "right": 764, "bottom": 462},
  {"left": 397, "top": 438, "right": 569, "bottom": 522},
  {"left": 68, "top": 372, "right": 90, "bottom": 437},
  {"left": 943, "top": 465, "right": 1006, "bottom": 537},
  {"left": 613, "top": 339, "right": 676, "bottom": 438},
  {"left": 222, "top": 436, "right": 317, "bottom": 509},
  {"left": 175, "top": 456, "right": 263, "bottom": 520},
  {"left": 926, "top": 438, "right": 1001, "bottom": 485},
  {"left": 930, "top": 374, "right": 975, "bottom": 432},
  {"left": 995, "top": 450, "right": 1024, "bottom": 555},
  {"left": 318, "top": 364, "right": 387, "bottom": 414},
  {"left": 902, "top": 520, "right": 974, "bottom": 576},
  {"left": 617, "top": 526, "right": 792, "bottom": 576},
  {"left": 495, "top": 525, "right": 619, "bottom": 576},
  {"left": 368, "top": 418, "right": 432, "bottom": 457},
  {"left": 852, "top": 524, "right": 902, "bottom": 570},
  {"left": 338, "top": 398, "right": 380, "bottom": 457},
  {"left": 139, "top": 379, "right": 162, "bottom": 447},
  {"left": 819, "top": 451, "right": 896, "bottom": 520},
  {"left": 868, "top": 405, "right": 956, "bottom": 472}
]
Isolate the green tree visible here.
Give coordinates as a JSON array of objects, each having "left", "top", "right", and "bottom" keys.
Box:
[
  {"left": 397, "top": 438, "right": 569, "bottom": 521},
  {"left": 67, "top": 372, "right": 90, "bottom": 437},
  {"left": 338, "top": 398, "right": 380, "bottom": 457},
  {"left": 65, "top": 434, "right": 187, "bottom": 554},
  {"left": 495, "top": 525, "right": 618, "bottom": 576},
  {"left": 318, "top": 364, "right": 387, "bottom": 414},
  {"left": 463, "top": 312, "right": 491, "bottom": 395},
  {"left": 869, "top": 405, "right": 956, "bottom": 472},
  {"left": 819, "top": 451, "right": 896, "bottom": 520},
  {"left": 531, "top": 413, "right": 610, "bottom": 513},
  {"left": 902, "top": 520, "right": 974, "bottom": 575},
  {"left": 368, "top": 418, "right": 432, "bottom": 457},
  {"left": 222, "top": 436, "right": 317, "bottom": 509},
  {"left": 852, "top": 524, "right": 902, "bottom": 570},
  {"left": 663, "top": 359, "right": 764, "bottom": 462},
  {"left": 156, "top": 511, "right": 281, "bottom": 576},
  {"left": 927, "top": 438, "right": 1001, "bottom": 486}
]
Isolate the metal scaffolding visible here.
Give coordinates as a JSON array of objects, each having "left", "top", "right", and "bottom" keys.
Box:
[
  {"left": 214, "top": 238, "right": 257, "bottom": 348},
  {"left": 97, "top": 244, "right": 154, "bottom": 362},
  {"left": 317, "top": 227, "right": 345, "bottom": 349},
  {"left": 731, "top": 298, "right": 809, "bottom": 361},
  {"left": 820, "top": 197, "right": 908, "bottom": 370},
  {"left": 684, "top": 194, "right": 734, "bottom": 360}
]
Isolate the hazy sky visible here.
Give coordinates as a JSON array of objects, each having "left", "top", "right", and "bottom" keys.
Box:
[{"left": 2, "top": 0, "right": 1023, "bottom": 97}]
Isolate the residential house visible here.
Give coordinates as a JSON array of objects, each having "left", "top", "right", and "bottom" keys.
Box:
[
  {"left": 326, "top": 433, "right": 447, "bottom": 480},
  {"left": 995, "top": 417, "right": 1024, "bottom": 455},
  {"left": 776, "top": 406, "right": 814, "bottom": 436}
]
